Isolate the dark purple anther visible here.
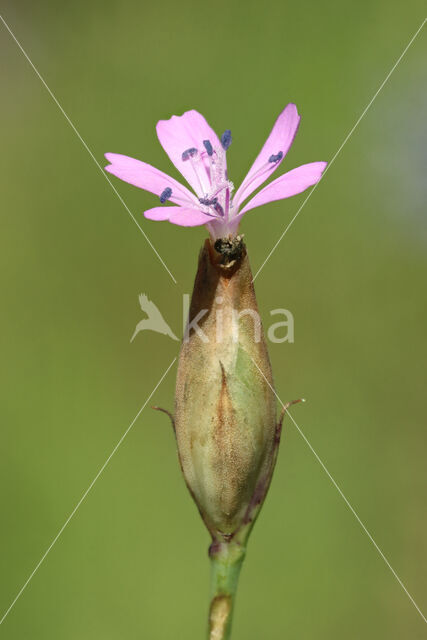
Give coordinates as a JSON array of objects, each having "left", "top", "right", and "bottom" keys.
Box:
[
  {"left": 199, "top": 197, "right": 218, "bottom": 206},
  {"left": 203, "top": 140, "right": 214, "bottom": 156},
  {"left": 214, "top": 202, "right": 225, "bottom": 217},
  {"left": 182, "top": 147, "right": 198, "bottom": 161},
  {"left": 220, "top": 130, "right": 232, "bottom": 151},
  {"left": 268, "top": 151, "right": 283, "bottom": 163},
  {"left": 159, "top": 187, "right": 172, "bottom": 203}
]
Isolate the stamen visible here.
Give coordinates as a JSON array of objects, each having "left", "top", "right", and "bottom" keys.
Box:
[
  {"left": 214, "top": 202, "right": 225, "bottom": 217},
  {"left": 199, "top": 197, "right": 218, "bottom": 206},
  {"left": 221, "top": 130, "right": 232, "bottom": 151},
  {"left": 159, "top": 187, "right": 172, "bottom": 203},
  {"left": 269, "top": 151, "right": 283, "bottom": 163},
  {"left": 232, "top": 155, "right": 283, "bottom": 210},
  {"left": 182, "top": 147, "right": 198, "bottom": 161},
  {"left": 203, "top": 140, "right": 213, "bottom": 156}
]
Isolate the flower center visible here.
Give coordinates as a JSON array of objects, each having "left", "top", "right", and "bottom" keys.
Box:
[
  {"left": 159, "top": 133, "right": 284, "bottom": 229},
  {"left": 180, "top": 132, "right": 234, "bottom": 221}
]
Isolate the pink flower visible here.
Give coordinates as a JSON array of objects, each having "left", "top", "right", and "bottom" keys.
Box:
[{"left": 105, "top": 104, "right": 326, "bottom": 239}]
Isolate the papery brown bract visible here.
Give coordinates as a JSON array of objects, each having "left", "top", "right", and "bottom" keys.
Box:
[{"left": 175, "top": 239, "right": 277, "bottom": 539}]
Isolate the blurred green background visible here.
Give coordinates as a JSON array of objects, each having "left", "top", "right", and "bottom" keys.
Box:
[{"left": 1, "top": 1, "right": 426, "bottom": 638}]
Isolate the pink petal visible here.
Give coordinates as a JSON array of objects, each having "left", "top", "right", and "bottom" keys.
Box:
[
  {"left": 144, "top": 206, "right": 213, "bottom": 227},
  {"left": 233, "top": 104, "right": 301, "bottom": 209},
  {"left": 237, "top": 162, "right": 327, "bottom": 217},
  {"left": 143, "top": 206, "right": 172, "bottom": 221},
  {"left": 156, "top": 110, "right": 221, "bottom": 195},
  {"left": 104, "top": 153, "right": 197, "bottom": 206}
]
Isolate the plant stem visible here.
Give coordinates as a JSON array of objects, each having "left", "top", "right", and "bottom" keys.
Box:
[{"left": 208, "top": 541, "right": 246, "bottom": 640}]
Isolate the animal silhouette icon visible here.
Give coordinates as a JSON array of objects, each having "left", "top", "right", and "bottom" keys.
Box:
[{"left": 131, "top": 294, "right": 179, "bottom": 342}]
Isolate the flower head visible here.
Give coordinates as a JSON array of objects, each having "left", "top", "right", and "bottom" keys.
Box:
[{"left": 105, "top": 104, "right": 326, "bottom": 239}]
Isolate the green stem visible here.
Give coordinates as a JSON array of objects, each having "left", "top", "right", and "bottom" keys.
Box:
[{"left": 208, "top": 541, "right": 246, "bottom": 640}]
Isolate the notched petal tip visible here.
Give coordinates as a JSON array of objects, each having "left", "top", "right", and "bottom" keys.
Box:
[
  {"left": 155, "top": 110, "right": 221, "bottom": 195},
  {"left": 104, "top": 152, "right": 118, "bottom": 171},
  {"left": 156, "top": 108, "right": 205, "bottom": 129}
]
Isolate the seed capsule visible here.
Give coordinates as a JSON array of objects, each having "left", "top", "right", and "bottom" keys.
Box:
[{"left": 175, "top": 237, "right": 277, "bottom": 539}]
